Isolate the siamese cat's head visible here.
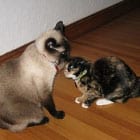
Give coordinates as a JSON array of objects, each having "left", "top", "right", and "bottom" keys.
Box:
[
  {"left": 35, "top": 21, "right": 70, "bottom": 69},
  {"left": 64, "top": 57, "right": 88, "bottom": 80}
]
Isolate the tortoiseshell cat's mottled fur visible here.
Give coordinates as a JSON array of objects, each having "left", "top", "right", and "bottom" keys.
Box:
[{"left": 64, "top": 56, "right": 140, "bottom": 108}]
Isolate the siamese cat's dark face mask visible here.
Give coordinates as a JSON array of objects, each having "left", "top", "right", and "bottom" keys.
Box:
[
  {"left": 36, "top": 21, "right": 70, "bottom": 66},
  {"left": 45, "top": 36, "right": 70, "bottom": 63}
]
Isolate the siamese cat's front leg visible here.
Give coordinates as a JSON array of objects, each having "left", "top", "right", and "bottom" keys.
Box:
[{"left": 43, "top": 94, "right": 65, "bottom": 119}]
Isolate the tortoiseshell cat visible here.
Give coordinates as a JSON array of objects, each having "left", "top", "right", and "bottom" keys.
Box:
[{"left": 64, "top": 56, "right": 140, "bottom": 108}]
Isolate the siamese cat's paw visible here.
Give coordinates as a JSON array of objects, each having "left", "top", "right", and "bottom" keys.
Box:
[
  {"left": 39, "top": 117, "right": 49, "bottom": 124},
  {"left": 96, "top": 99, "right": 114, "bottom": 106},
  {"left": 75, "top": 97, "right": 81, "bottom": 104},
  {"left": 81, "top": 103, "right": 89, "bottom": 109},
  {"left": 54, "top": 111, "right": 65, "bottom": 119},
  {"left": 28, "top": 117, "right": 49, "bottom": 127}
]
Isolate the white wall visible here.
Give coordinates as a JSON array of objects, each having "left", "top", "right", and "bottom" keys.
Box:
[{"left": 0, "top": 0, "right": 122, "bottom": 55}]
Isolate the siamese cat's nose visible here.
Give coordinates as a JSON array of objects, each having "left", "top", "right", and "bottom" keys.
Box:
[{"left": 60, "top": 51, "right": 70, "bottom": 61}]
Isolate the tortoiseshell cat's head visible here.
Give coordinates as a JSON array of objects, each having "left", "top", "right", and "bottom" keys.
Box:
[{"left": 64, "top": 57, "right": 89, "bottom": 80}]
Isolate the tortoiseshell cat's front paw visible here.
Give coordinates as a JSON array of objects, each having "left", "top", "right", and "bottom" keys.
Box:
[
  {"left": 82, "top": 100, "right": 93, "bottom": 108},
  {"left": 75, "top": 97, "right": 90, "bottom": 108},
  {"left": 75, "top": 97, "right": 81, "bottom": 104},
  {"left": 81, "top": 103, "right": 89, "bottom": 108}
]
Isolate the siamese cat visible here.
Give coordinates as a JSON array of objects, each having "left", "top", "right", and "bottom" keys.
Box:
[
  {"left": 0, "top": 21, "right": 70, "bottom": 132},
  {"left": 64, "top": 57, "right": 140, "bottom": 108}
]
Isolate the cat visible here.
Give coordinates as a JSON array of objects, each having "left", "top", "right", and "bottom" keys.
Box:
[
  {"left": 0, "top": 21, "right": 70, "bottom": 132},
  {"left": 64, "top": 56, "right": 140, "bottom": 108}
]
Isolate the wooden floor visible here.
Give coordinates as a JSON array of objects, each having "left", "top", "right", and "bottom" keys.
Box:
[{"left": 0, "top": 8, "right": 140, "bottom": 140}]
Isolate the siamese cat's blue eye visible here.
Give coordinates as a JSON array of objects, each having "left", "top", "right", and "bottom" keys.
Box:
[
  {"left": 48, "top": 41, "right": 53, "bottom": 46},
  {"left": 48, "top": 42, "right": 54, "bottom": 48},
  {"left": 45, "top": 38, "right": 57, "bottom": 49}
]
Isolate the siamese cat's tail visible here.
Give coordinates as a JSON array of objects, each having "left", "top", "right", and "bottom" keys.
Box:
[{"left": 131, "top": 77, "right": 140, "bottom": 98}]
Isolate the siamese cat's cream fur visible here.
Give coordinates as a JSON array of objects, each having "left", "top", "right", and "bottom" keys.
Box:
[{"left": 0, "top": 21, "right": 70, "bottom": 132}]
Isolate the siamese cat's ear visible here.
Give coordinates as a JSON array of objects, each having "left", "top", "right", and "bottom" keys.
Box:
[{"left": 54, "top": 21, "right": 65, "bottom": 35}]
